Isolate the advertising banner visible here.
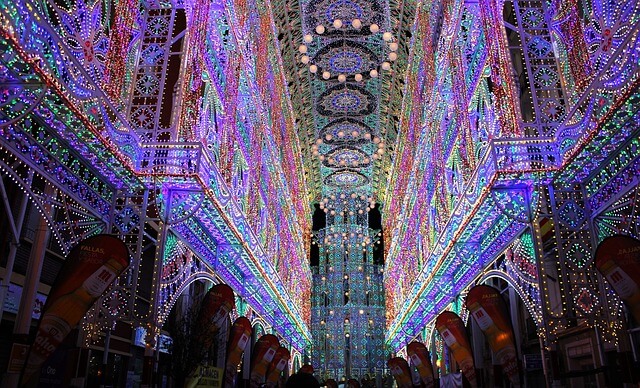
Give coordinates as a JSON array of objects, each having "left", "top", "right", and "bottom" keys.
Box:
[
  {"left": 387, "top": 357, "right": 413, "bottom": 388},
  {"left": 224, "top": 316, "right": 252, "bottom": 386},
  {"left": 595, "top": 235, "right": 640, "bottom": 322},
  {"left": 250, "top": 334, "right": 279, "bottom": 387},
  {"left": 194, "top": 284, "right": 235, "bottom": 353},
  {"left": 435, "top": 311, "right": 477, "bottom": 387},
  {"left": 406, "top": 341, "right": 435, "bottom": 388},
  {"left": 466, "top": 285, "right": 520, "bottom": 386},
  {"left": 265, "top": 346, "right": 290, "bottom": 387},
  {"left": 22, "top": 234, "right": 129, "bottom": 387}
]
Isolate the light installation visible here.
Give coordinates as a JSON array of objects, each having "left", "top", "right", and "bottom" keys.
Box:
[
  {"left": 297, "top": 0, "right": 397, "bottom": 379},
  {"left": 1, "top": 0, "right": 640, "bottom": 382},
  {"left": 0, "top": 0, "right": 315, "bottom": 352}
]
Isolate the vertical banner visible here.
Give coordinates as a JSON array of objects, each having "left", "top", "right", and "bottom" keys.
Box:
[
  {"left": 595, "top": 235, "right": 640, "bottom": 322},
  {"left": 194, "top": 284, "right": 235, "bottom": 353},
  {"left": 387, "top": 357, "right": 413, "bottom": 388},
  {"left": 466, "top": 285, "right": 520, "bottom": 386},
  {"left": 406, "top": 341, "right": 436, "bottom": 388},
  {"left": 250, "top": 334, "right": 279, "bottom": 388},
  {"left": 435, "top": 311, "right": 477, "bottom": 387},
  {"left": 224, "top": 317, "right": 252, "bottom": 387},
  {"left": 21, "top": 235, "right": 130, "bottom": 387},
  {"left": 265, "top": 346, "right": 290, "bottom": 387}
]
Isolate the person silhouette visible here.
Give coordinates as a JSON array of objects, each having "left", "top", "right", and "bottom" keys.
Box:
[{"left": 285, "top": 372, "right": 321, "bottom": 388}]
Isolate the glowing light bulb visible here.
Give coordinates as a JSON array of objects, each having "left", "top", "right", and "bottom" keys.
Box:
[
  {"left": 370, "top": 69, "right": 378, "bottom": 78},
  {"left": 301, "top": 55, "right": 310, "bottom": 64},
  {"left": 299, "top": 44, "right": 307, "bottom": 53},
  {"left": 304, "top": 34, "right": 313, "bottom": 43},
  {"left": 310, "top": 64, "right": 318, "bottom": 73},
  {"left": 354, "top": 73, "right": 363, "bottom": 82},
  {"left": 316, "top": 25, "right": 325, "bottom": 34},
  {"left": 382, "top": 61, "right": 391, "bottom": 70},
  {"left": 383, "top": 32, "right": 393, "bottom": 41},
  {"left": 388, "top": 52, "right": 397, "bottom": 61},
  {"left": 389, "top": 42, "right": 398, "bottom": 51},
  {"left": 333, "top": 19, "right": 343, "bottom": 29},
  {"left": 352, "top": 19, "right": 362, "bottom": 29},
  {"left": 370, "top": 23, "right": 379, "bottom": 33},
  {"left": 338, "top": 74, "right": 346, "bottom": 82},
  {"left": 322, "top": 71, "right": 331, "bottom": 79}
]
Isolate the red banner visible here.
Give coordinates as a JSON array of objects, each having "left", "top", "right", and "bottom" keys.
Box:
[
  {"left": 435, "top": 311, "right": 477, "bottom": 387},
  {"left": 595, "top": 235, "right": 640, "bottom": 322},
  {"left": 406, "top": 341, "right": 435, "bottom": 388},
  {"left": 22, "top": 235, "right": 130, "bottom": 386},
  {"left": 466, "top": 285, "right": 520, "bottom": 386},
  {"left": 265, "top": 346, "right": 290, "bottom": 387},
  {"left": 250, "top": 334, "right": 279, "bottom": 387},
  {"left": 224, "top": 316, "right": 252, "bottom": 386},
  {"left": 194, "top": 284, "right": 235, "bottom": 353},
  {"left": 387, "top": 357, "right": 413, "bottom": 388}
]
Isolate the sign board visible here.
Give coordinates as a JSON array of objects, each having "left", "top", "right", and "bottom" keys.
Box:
[
  {"left": 133, "top": 327, "right": 173, "bottom": 353},
  {"left": 8, "top": 343, "right": 29, "bottom": 373},
  {"left": 524, "top": 354, "right": 543, "bottom": 371},
  {"left": 3, "top": 283, "right": 47, "bottom": 319}
]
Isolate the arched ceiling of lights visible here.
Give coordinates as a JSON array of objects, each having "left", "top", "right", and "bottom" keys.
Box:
[{"left": 272, "top": 0, "right": 415, "bottom": 206}]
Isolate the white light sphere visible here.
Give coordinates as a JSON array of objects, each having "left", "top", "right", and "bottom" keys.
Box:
[
  {"left": 388, "top": 52, "right": 398, "bottom": 61},
  {"left": 352, "top": 18, "right": 362, "bottom": 29},
  {"left": 322, "top": 71, "right": 331, "bottom": 79},
  {"left": 373, "top": 136, "right": 380, "bottom": 144},
  {"left": 354, "top": 73, "right": 363, "bottom": 82},
  {"left": 338, "top": 74, "right": 346, "bottom": 82},
  {"left": 299, "top": 44, "right": 307, "bottom": 53},
  {"left": 304, "top": 34, "right": 313, "bottom": 43},
  {"left": 383, "top": 32, "right": 393, "bottom": 41},
  {"left": 312, "top": 150, "right": 319, "bottom": 156},
  {"left": 364, "top": 133, "right": 372, "bottom": 140},
  {"left": 381, "top": 61, "right": 391, "bottom": 70},
  {"left": 378, "top": 142, "right": 384, "bottom": 148},
  {"left": 377, "top": 148, "right": 385, "bottom": 154},
  {"left": 370, "top": 23, "right": 379, "bottom": 33},
  {"left": 358, "top": 209, "right": 363, "bottom": 214},
  {"left": 301, "top": 55, "right": 310, "bottom": 64},
  {"left": 369, "top": 69, "right": 378, "bottom": 78},
  {"left": 333, "top": 19, "right": 343, "bottom": 28},
  {"left": 350, "top": 193, "right": 357, "bottom": 198},
  {"left": 319, "top": 155, "right": 325, "bottom": 160},
  {"left": 364, "top": 157, "right": 370, "bottom": 163},
  {"left": 325, "top": 134, "right": 333, "bottom": 140},
  {"left": 316, "top": 25, "right": 325, "bottom": 34},
  {"left": 316, "top": 138, "right": 323, "bottom": 144},
  {"left": 352, "top": 130, "right": 359, "bottom": 137},
  {"left": 310, "top": 64, "right": 318, "bottom": 73},
  {"left": 338, "top": 130, "right": 345, "bottom": 137},
  {"left": 389, "top": 42, "right": 398, "bottom": 51}
]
